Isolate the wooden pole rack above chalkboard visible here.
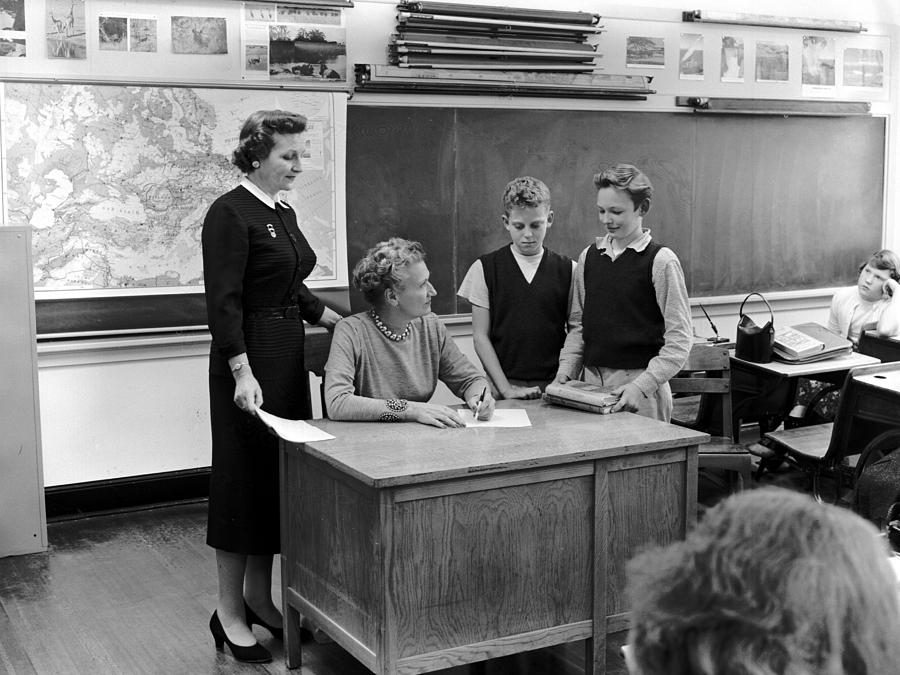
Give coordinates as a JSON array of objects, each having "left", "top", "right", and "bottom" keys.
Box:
[{"left": 675, "top": 96, "right": 871, "bottom": 116}]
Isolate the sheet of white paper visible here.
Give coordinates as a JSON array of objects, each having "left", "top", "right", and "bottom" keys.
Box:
[
  {"left": 256, "top": 408, "right": 335, "bottom": 443},
  {"left": 459, "top": 408, "right": 531, "bottom": 428}
]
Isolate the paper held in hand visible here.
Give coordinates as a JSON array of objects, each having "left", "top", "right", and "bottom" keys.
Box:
[
  {"left": 543, "top": 381, "right": 620, "bottom": 414},
  {"left": 255, "top": 408, "right": 335, "bottom": 443}
]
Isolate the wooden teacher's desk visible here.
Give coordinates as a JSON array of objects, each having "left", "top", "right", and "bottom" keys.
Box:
[
  {"left": 729, "top": 351, "right": 880, "bottom": 440},
  {"left": 279, "top": 400, "right": 707, "bottom": 675}
]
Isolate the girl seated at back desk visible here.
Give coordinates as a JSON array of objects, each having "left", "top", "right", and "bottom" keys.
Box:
[
  {"left": 827, "top": 248, "right": 900, "bottom": 345},
  {"left": 324, "top": 237, "right": 495, "bottom": 427}
]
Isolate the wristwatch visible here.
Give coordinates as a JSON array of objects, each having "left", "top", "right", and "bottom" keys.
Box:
[{"left": 230, "top": 362, "right": 249, "bottom": 373}]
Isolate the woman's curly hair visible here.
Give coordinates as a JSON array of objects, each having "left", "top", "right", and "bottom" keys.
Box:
[{"left": 352, "top": 238, "right": 427, "bottom": 305}]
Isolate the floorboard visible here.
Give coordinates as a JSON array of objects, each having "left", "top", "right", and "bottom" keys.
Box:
[{"left": 0, "top": 502, "right": 628, "bottom": 675}]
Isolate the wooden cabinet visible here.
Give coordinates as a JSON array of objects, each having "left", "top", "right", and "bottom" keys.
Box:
[{"left": 0, "top": 227, "right": 47, "bottom": 557}]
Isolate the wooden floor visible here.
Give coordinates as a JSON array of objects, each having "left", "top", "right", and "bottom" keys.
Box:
[{"left": 0, "top": 501, "right": 629, "bottom": 674}]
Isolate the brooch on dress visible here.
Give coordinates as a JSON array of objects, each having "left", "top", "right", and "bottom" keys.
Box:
[{"left": 266, "top": 224, "right": 277, "bottom": 238}]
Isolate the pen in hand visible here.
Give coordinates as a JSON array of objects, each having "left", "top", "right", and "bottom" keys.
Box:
[{"left": 474, "top": 387, "right": 487, "bottom": 419}]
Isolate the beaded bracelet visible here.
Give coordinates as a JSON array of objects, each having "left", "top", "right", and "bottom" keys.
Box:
[{"left": 380, "top": 398, "right": 408, "bottom": 422}]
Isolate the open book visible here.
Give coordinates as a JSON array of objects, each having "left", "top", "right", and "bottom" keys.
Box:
[
  {"left": 773, "top": 322, "right": 852, "bottom": 364},
  {"left": 543, "top": 381, "right": 620, "bottom": 414}
]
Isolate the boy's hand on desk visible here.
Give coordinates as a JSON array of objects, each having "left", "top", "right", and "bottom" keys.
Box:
[
  {"left": 502, "top": 385, "right": 541, "bottom": 400},
  {"left": 407, "top": 402, "right": 466, "bottom": 428},
  {"left": 611, "top": 383, "right": 643, "bottom": 414},
  {"left": 468, "top": 390, "right": 495, "bottom": 421}
]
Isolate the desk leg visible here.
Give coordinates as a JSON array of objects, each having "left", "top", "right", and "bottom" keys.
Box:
[
  {"left": 282, "top": 556, "right": 303, "bottom": 669},
  {"left": 587, "top": 462, "right": 610, "bottom": 675}
]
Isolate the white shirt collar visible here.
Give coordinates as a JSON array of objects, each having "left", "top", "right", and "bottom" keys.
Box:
[
  {"left": 240, "top": 176, "right": 277, "bottom": 210},
  {"left": 596, "top": 227, "right": 653, "bottom": 254}
]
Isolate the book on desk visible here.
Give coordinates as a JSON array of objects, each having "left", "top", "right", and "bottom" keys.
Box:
[
  {"left": 543, "top": 380, "right": 620, "bottom": 414},
  {"left": 773, "top": 322, "right": 852, "bottom": 364}
]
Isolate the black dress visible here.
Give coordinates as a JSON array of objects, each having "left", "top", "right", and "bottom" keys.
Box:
[{"left": 202, "top": 184, "right": 324, "bottom": 554}]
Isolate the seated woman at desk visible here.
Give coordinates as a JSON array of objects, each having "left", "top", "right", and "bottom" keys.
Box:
[
  {"left": 624, "top": 487, "right": 900, "bottom": 675},
  {"left": 828, "top": 248, "right": 900, "bottom": 344},
  {"left": 325, "top": 237, "right": 495, "bottom": 426}
]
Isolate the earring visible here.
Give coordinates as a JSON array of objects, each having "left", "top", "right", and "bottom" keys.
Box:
[{"left": 251, "top": 160, "right": 260, "bottom": 168}]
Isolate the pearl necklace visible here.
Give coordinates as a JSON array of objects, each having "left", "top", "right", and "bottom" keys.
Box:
[{"left": 370, "top": 309, "right": 412, "bottom": 342}]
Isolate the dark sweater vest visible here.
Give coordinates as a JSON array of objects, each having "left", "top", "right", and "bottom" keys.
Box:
[
  {"left": 482, "top": 246, "right": 572, "bottom": 382},
  {"left": 582, "top": 242, "right": 664, "bottom": 369}
]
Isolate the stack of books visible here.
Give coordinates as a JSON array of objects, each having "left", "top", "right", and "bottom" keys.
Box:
[
  {"left": 542, "top": 381, "right": 620, "bottom": 414},
  {"left": 773, "top": 322, "right": 852, "bottom": 364},
  {"left": 391, "top": 1, "right": 602, "bottom": 71}
]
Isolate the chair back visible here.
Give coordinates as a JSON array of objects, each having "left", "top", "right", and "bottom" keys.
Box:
[
  {"left": 304, "top": 327, "right": 332, "bottom": 416},
  {"left": 859, "top": 331, "right": 900, "bottom": 362},
  {"left": 821, "top": 361, "right": 900, "bottom": 468},
  {"left": 669, "top": 344, "right": 733, "bottom": 440}
]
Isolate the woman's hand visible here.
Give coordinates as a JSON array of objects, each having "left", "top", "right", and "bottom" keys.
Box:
[
  {"left": 233, "top": 370, "right": 263, "bottom": 413},
  {"left": 611, "top": 383, "right": 644, "bottom": 414},
  {"left": 468, "top": 389, "right": 495, "bottom": 421},
  {"left": 406, "top": 401, "right": 467, "bottom": 428},
  {"left": 317, "top": 306, "right": 343, "bottom": 330},
  {"left": 552, "top": 373, "right": 571, "bottom": 385},
  {"left": 501, "top": 384, "right": 542, "bottom": 400}
]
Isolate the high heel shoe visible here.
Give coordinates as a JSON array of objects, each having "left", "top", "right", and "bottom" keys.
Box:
[
  {"left": 243, "top": 600, "right": 284, "bottom": 641},
  {"left": 209, "top": 611, "right": 272, "bottom": 664}
]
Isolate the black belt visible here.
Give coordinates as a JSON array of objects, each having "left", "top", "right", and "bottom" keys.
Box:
[{"left": 245, "top": 305, "right": 300, "bottom": 320}]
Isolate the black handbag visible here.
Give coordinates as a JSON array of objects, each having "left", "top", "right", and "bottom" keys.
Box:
[{"left": 735, "top": 292, "right": 774, "bottom": 363}]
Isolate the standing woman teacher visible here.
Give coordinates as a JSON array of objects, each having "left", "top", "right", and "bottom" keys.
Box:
[{"left": 202, "top": 110, "right": 340, "bottom": 663}]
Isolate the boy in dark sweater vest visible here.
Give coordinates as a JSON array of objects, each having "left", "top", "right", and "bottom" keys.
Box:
[
  {"left": 554, "top": 164, "right": 691, "bottom": 421},
  {"left": 458, "top": 176, "right": 575, "bottom": 399}
]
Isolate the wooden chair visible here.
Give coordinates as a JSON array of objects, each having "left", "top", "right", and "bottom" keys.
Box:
[
  {"left": 763, "top": 362, "right": 900, "bottom": 502},
  {"left": 669, "top": 344, "right": 754, "bottom": 491},
  {"left": 859, "top": 330, "right": 900, "bottom": 362},
  {"left": 304, "top": 326, "right": 332, "bottom": 418}
]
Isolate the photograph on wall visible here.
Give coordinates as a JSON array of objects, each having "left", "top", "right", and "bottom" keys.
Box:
[
  {"left": 0, "top": 0, "right": 24, "bottom": 30},
  {"left": 98, "top": 15, "right": 157, "bottom": 53},
  {"left": 99, "top": 16, "right": 127, "bottom": 51},
  {"left": 679, "top": 33, "right": 703, "bottom": 80},
  {"left": 720, "top": 36, "right": 744, "bottom": 82},
  {"left": 801, "top": 35, "right": 835, "bottom": 96},
  {"left": 843, "top": 47, "right": 883, "bottom": 88},
  {"left": 244, "top": 3, "right": 277, "bottom": 22},
  {"left": 242, "top": 5, "right": 346, "bottom": 81},
  {"left": 244, "top": 43, "right": 268, "bottom": 74},
  {"left": 130, "top": 18, "right": 157, "bottom": 52},
  {"left": 0, "top": 36, "right": 23, "bottom": 56},
  {"left": 626, "top": 36, "right": 664, "bottom": 68},
  {"left": 46, "top": 0, "right": 86, "bottom": 59},
  {"left": 268, "top": 21, "right": 346, "bottom": 80},
  {"left": 756, "top": 40, "right": 788, "bottom": 82},
  {"left": 171, "top": 16, "right": 227, "bottom": 55}
]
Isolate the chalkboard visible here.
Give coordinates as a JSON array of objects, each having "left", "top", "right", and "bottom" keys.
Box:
[{"left": 346, "top": 107, "right": 885, "bottom": 315}]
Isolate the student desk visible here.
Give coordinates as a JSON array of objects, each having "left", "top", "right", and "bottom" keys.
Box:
[
  {"left": 278, "top": 400, "right": 707, "bottom": 674},
  {"left": 729, "top": 351, "right": 880, "bottom": 440},
  {"left": 853, "top": 368, "right": 900, "bottom": 425}
]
